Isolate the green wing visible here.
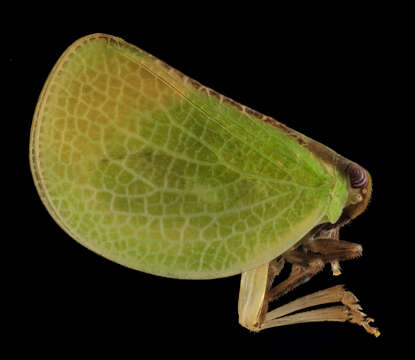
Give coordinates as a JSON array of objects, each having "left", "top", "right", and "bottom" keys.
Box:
[{"left": 30, "top": 34, "right": 339, "bottom": 279}]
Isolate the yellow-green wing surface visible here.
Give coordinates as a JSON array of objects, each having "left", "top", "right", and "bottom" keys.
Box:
[{"left": 30, "top": 34, "right": 346, "bottom": 279}]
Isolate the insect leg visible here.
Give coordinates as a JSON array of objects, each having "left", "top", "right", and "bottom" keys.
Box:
[
  {"left": 260, "top": 285, "right": 380, "bottom": 337},
  {"left": 268, "top": 252, "right": 325, "bottom": 302},
  {"left": 238, "top": 247, "right": 379, "bottom": 336},
  {"left": 326, "top": 227, "right": 342, "bottom": 276},
  {"left": 238, "top": 258, "right": 285, "bottom": 332},
  {"left": 303, "top": 238, "right": 363, "bottom": 263}
]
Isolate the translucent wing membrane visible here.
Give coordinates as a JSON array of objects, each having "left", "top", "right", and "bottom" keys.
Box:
[{"left": 30, "top": 34, "right": 336, "bottom": 278}]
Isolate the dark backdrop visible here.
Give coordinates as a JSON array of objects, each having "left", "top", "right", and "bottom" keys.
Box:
[{"left": 9, "top": 5, "right": 403, "bottom": 359}]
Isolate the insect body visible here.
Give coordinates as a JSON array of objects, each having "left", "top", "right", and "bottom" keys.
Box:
[{"left": 30, "top": 34, "right": 378, "bottom": 336}]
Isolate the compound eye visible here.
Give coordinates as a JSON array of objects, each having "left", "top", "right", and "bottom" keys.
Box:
[{"left": 347, "top": 163, "right": 368, "bottom": 189}]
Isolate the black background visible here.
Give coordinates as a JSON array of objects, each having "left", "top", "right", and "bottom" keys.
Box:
[{"left": 8, "top": 4, "right": 404, "bottom": 359}]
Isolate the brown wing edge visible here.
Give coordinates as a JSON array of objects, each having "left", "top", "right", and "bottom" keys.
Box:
[
  {"left": 72, "top": 34, "right": 347, "bottom": 176},
  {"left": 86, "top": 35, "right": 307, "bottom": 140}
]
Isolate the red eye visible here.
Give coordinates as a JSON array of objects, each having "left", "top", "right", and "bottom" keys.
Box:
[{"left": 347, "top": 163, "right": 368, "bottom": 189}]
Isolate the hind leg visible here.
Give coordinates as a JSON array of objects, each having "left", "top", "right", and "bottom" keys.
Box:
[{"left": 238, "top": 239, "right": 379, "bottom": 336}]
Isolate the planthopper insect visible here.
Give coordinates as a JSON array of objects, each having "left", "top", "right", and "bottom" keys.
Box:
[{"left": 30, "top": 33, "right": 379, "bottom": 336}]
